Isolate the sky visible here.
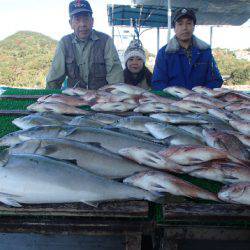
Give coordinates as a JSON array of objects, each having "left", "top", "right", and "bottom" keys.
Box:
[{"left": 0, "top": 0, "right": 249, "bottom": 55}]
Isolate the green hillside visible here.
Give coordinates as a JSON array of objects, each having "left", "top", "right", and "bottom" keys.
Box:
[
  {"left": 0, "top": 31, "right": 57, "bottom": 88},
  {"left": 213, "top": 48, "right": 250, "bottom": 85}
]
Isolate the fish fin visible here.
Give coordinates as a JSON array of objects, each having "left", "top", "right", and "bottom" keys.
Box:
[
  {"left": 224, "top": 176, "right": 239, "bottom": 182},
  {"left": 45, "top": 106, "right": 55, "bottom": 112},
  {"left": 0, "top": 198, "right": 22, "bottom": 207},
  {"left": 0, "top": 193, "right": 22, "bottom": 207},
  {"left": 62, "top": 159, "right": 78, "bottom": 165},
  {"left": 151, "top": 184, "right": 168, "bottom": 195},
  {"left": 150, "top": 190, "right": 166, "bottom": 197},
  {"left": 39, "top": 154, "right": 78, "bottom": 166},
  {"left": 216, "top": 140, "right": 229, "bottom": 151},
  {"left": 151, "top": 195, "right": 167, "bottom": 204},
  {"left": 85, "top": 142, "right": 103, "bottom": 148},
  {"left": 189, "top": 158, "right": 202, "bottom": 163},
  {"left": 103, "top": 125, "right": 116, "bottom": 130},
  {"left": 152, "top": 184, "right": 164, "bottom": 189},
  {"left": 41, "top": 145, "right": 58, "bottom": 155},
  {"left": 0, "top": 149, "right": 10, "bottom": 167},
  {"left": 59, "top": 127, "right": 78, "bottom": 137},
  {"left": 83, "top": 201, "right": 99, "bottom": 208},
  {"left": 18, "top": 135, "right": 31, "bottom": 141},
  {"left": 155, "top": 138, "right": 170, "bottom": 146},
  {"left": 112, "top": 177, "right": 124, "bottom": 182},
  {"left": 163, "top": 135, "right": 180, "bottom": 144}
]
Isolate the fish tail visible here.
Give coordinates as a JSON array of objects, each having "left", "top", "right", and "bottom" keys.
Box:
[{"left": 146, "top": 192, "right": 166, "bottom": 204}]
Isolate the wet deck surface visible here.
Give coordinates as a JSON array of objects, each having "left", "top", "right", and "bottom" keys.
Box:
[
  {"left": 178, "top": 240, "right": 250, "bottom": 250},
  {"left": 0, "top": 233, "right": 125, "bottom": 250}
]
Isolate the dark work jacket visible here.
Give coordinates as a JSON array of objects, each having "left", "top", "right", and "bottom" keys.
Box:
[
  {"left": 62, "top": 31, "right": 109, "bottom": 90},
  {"left": 152, "top": 36, "right": 223, "bottom": 90}
]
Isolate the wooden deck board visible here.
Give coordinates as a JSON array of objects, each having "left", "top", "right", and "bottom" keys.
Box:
[
  {"left": 0, "top": 201, "right": 149, "bottom": 218},
  {"left": 0, "top": 95, "right": 44, "bottom": 100},
  {"left": 163, "top": 203, "right": 250, "bottom": 221}
]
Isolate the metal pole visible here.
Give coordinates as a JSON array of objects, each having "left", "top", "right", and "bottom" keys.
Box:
[
  {"left": 112, "top": 26, "right": 115, "bottom": 40},
  {"left": 167, "top": 0, "right": 172, "bottom": 42},
  {"left": 210, "top": 26, "right": 213, "bottom": 48},
  {"left": 112, "top": 4, "right": 115, "bottom": 41},
  {"left": 157, "top": 27, "right": 160, "bottom": 52}
]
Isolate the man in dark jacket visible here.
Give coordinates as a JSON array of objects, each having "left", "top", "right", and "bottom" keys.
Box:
[
  {"left": 152, "top": 8, "right": 223, "bottom": 90},
  {"left": 46, "top": 0, "right": 123, "bottom": 90}
]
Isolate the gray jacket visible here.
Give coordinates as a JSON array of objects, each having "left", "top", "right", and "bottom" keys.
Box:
[{"left": 46, "top": 30, "right": 124, "bottom": 89}]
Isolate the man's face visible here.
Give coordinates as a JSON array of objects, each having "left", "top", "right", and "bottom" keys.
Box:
[
  {"left": 174, "top": 17, "right": 194, "bottom": 42},
  {"left": 70, "top": 13, "right": 93, "bottom": 40}
]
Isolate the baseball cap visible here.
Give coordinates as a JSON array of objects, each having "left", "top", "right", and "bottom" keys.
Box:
[
  {"left": 69, "top": 0, "right": 93, "bottom": 17},
  {"left": 172, "top": 8, "right": 196, "bottom": 27}
]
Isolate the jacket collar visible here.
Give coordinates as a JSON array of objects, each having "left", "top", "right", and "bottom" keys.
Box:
[
  {"left": 165, "top": 35, "right": 210, "bottom": 53},
  {"left": 72, "top": 29, "right": 99, "bottom": 43}
]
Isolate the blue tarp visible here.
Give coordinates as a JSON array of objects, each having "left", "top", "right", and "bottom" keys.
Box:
[{"left": 107, "top": 1, "right": 250, "bottom": 28}]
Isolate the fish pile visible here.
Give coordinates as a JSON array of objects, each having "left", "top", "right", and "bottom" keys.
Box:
[{"left": 0, "top": 83, "right": 250, "bottom": 207}]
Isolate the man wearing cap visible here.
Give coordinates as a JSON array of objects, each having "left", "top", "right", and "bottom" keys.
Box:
[
  {"left": 152, "top": 8, "right": 223, "bottom": 90},
  {"left": 46, "top": 0, "right": 124, "bottom": 90}
]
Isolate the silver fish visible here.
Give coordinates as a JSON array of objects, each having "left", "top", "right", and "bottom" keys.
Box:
[
  {"left": 9, "top": 139, "right": 150, "bottom": 179},
  {"left": 195, "top": 113, "right": 234, "bottom": 126},
  {"left": 12, "top": 114, "right": 65, "bottom": 130},
  {"left": 218, "top": 182, "right": 250, "bottom": 205},
  {"left": 145, "top": 122, "right": 204, "bottom": 146},
  {"left": 0, "top": 152, "right": 160, "bottom": 207},
  {"left": 202, "top": 123, "right": 235, "bottom": 132},
  {"left": 83, "top": 113, "right": 121, "bottom": 124},
  {"left": 38, "top": 112, "right": 73, "bottom": 123},
  {"left": 105, "top": 127, "right": 163, "bottom": 143},
  {"left": 0, "top": 126, "right": 163, "bottom": 153},
  {"left": 124, "top": 171, "right": 218, "bottom": 201},
  {"left": 178, "top": 125, "right": 205, "bottom": 141},
  {"left": 163, "top": 86, "right": 193, "bottom": 98},
  {"left": 27, "top": 102, "right": 88, "bottom": 115},
  {"left": 113, "top": 116, "right": 158, "bottom": 133},
  {"left": 184, "top": 114, "right": 235, "bottom": 131},
  {"left": 69, "top": 116, "right": 106, "bottom": 128},
  {"left": 145, "top": 122, "right": 186, "bottom": 139},
  {"left": 150, "top": 113, "right": 209, "bottom": 125}
]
